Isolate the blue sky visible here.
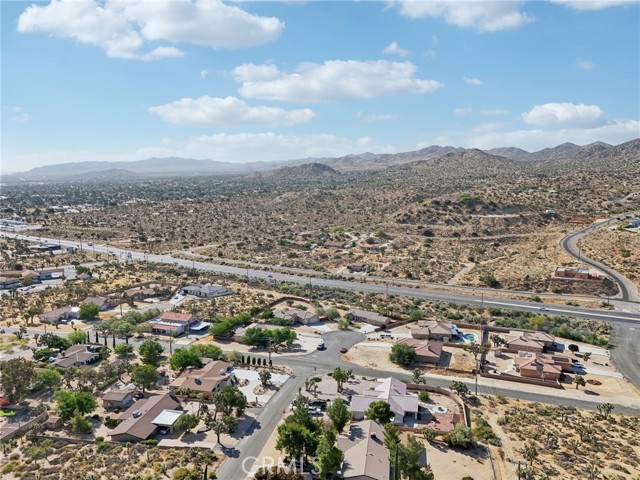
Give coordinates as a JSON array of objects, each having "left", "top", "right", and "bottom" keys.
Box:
[{"left": 2, "top": 0, "right": 639, "bottom": 172}]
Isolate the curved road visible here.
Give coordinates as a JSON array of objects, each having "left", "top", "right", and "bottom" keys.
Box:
[{"left": 560, "top": 218, "right": 639, "bottom": 303}]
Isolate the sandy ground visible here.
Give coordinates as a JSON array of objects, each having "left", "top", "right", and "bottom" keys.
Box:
[
  {"left": 198, "top": 330, "right": 322, "bottom": 357},
  {"left": 421, "top": 437, "right": 495, "bottom": 480},
  {"left": 344, "top": 342, "right": 474, "bottom": 378}
]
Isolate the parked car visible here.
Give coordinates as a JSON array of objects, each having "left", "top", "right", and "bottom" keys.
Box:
[
  {"left": 158, "top": 427, "right": 169, "bottom": 435},
  {"left": 317, "top": 342, "right": 326, "bottom": 350},
  {"left": 339, "top": 347, "right": 348, "bottom": 353},
  {"left": 380, "top": 333, "right": 393, "bottom": 339}
]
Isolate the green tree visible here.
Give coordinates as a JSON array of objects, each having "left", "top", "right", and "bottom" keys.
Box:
[
  {"left": 33, "top": 369, "right": 62, "bottom": 391},
  {"left": 582, "top": 352, "right": 592, "bottom": 362},
  {"left": 449, "top": 381, "right": 470, "bottom": 397},
  {"left": 573, "top": 375, "right": 586, "bottom": 390},
  {"left": 596, "top": 402, "right": 614, "bottom": 420},
  {"left": 138, "top": 340, "right": 164, "bottom": 366},
  {"left": 254, "top": 467, "right": 304, "bottom": 480},
  {"left": 67, "top": 330, "right": 89, "bottom": 345},
  {"left": 259, "top": 369, "right": 272, "bottom": 387},
  {"left": 213, "top": 385, "right": 247, "bottom": 417},
  {"left": 444, "top": 423, "right": 475, "bottom": 449},
  {"left": 331, "top": 367, "right": 350, "bottom": 391},
  {"left": 389, "top": 343, "right": 416, "bottom": 366},
  {"left": 383, "top": 422, "right": 401, "bottom": 450},
  {"left": 490, "top": 334, "right": 506, "bottom": 347},
  {"left": 170, "top": 348, "right": 204, "bottom": 372},
  {"left": 38, "top": 333, "right": 71, "bottom": 351},
  {"left": 418, "top": 391, "right": 430, "bottom": 403},
  {"left": 400, "top": 435, "right": 433, "bottom": 480},
  {"left": 174, "top": 413, "right": 199, "bottom": 434},
  {"left": 79, "top": 303, "right": 100, "bottom": 320},
  {"left": 69, "top": 408, "right": 93, "bottom": 434},
  {"left": 315, "top": 424, "right": 344, "bottom": 478},
  {"left": 0, "top": 357, "right": 35, "bottom": 403},
  {"left": 114, "top": 343, "right": 134, "bottom": 358},
  {"left": 326, "top": 398, "right": 350, "bottom": 432},
  {"left": 364, "top": 401, "right": 394, "bottom": 424},
  {"left": 325, "top": 308, "right": 340, "bottom": 321},
  {"left": 276, "top": 421, "right": 317, "bottom": 461},
  {"left": 520, "top": 440, "right": 539, "bottom": 467},
  {"left": 172, "top": 467, "right": 202, "bottom": 480},
  {"left": 412, "top": 368, "right": 424, "bottom": 384},
  {"left": 208, "top": 414, "right": 238, "bottom": 445},
  {"left": 422, "top": 428, "right": 437, "bottom": 443},
  {"left": 54, "top": 390, "right": 98, "bottom": 421},
  {"left": 188, "top": 344, "right": 223, "bottom": 360},
  {"left": 131, "top": 364, "right": 159, "bottom": 393}
]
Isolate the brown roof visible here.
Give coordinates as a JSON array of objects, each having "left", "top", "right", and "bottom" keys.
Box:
[
  {"left": 159, "top": 311, "right": 195, "bottom": 323},
  {"left": 338, "top": 420, "right": 390, "bottom": 480},
  {"left": 397, "top": 338, "right": 443, "bottom": 362},
  {"left": 170, "top": 360, "right": 232, "bottom": 393},
  {"left": 515, "top": 351, "right": 567, "bottom": 375},
  {"left": 507, "top": 336, "right": 544, "bottom": 349},
  {"left": 413, "top": 320, "right": 453, "bottom": 337},
  {"left": 102, "top": 390, "right": 133, "bottom": 402},
  {"left": 109, "top": 393, "right": 182, "bottom": 441}
]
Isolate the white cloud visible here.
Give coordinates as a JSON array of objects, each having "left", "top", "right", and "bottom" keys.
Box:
[
  {"left": 136, "top": 133, "right": 394, "bottom": 163},
  {"left": 431, "top": 120, "right": 639, "bottom": 152},
  {"left": 454, "top": 107, "right": 472, "bottom": 116},
  {"left": 576, "top": 60, "right": 595, "bottom": 70},
  {"left": 141, "top": 46, "right": 184, "bottom": 61},
  {"left": 232, "top": 60, "right": 443, "bottom": 103},
  {"left": 17, "top": 0, "right": 284, "bottom": 60},
  {"left": 8, "top": 106, "right": 31, "bottom": 123},
  {"left": 522, "top": 102, "right": 604, "bottom": 127},
  {"left": 357, "top": 112, "right": 399, "bottom": 122},
  {"left": 464, "top": 77, "right": 485, "bottom": 86},
  {"left": 551, "top": 1, "right": 638, "bottom": 10},
  {"left": 148, "top": 95, "right": 315, "bottom": 127},
  {"left": 391, "top": 0, "right": 532, "bottom": 32},
  {"left": 424, "top": 49, "right": 437, "bottom": 58},
  {"left": 383, "top": 41, "right": 411, "bottom": 58},
  {"left": 200, "top": 69, "right": 209, "bottom": 79},
  {"left": 480, "top": 109, "right": 508, "bottom": 116}
]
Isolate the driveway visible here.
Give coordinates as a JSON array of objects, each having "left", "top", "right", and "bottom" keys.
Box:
[{"left": 234, "top": 369, "right": 291, "bottom": 404}]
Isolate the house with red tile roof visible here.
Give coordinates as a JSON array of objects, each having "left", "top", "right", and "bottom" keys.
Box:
[{"left": 148, "top": 311, "right": 197, "bottom": 335}]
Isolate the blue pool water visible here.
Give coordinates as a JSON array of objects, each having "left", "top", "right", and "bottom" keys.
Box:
[{"left": 462, "top": 333, "right": 478, "bottom": 342}]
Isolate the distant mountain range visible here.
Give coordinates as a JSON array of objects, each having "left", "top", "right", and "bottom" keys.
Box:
[{"left": 2, "top": 139, "right": 638, "bottom": 183}]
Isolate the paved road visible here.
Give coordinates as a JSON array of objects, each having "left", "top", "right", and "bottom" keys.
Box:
[{"left": 560, "top": 218, "right": 640, "bottom": 303}]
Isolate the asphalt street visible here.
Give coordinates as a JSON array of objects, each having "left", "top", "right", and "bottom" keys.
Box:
[{"left": 559, "top": 218, "right": 640, "bottom": 303}]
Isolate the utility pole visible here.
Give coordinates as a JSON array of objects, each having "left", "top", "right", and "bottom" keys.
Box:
[{"left": 481, "top": 292, "right": 484, "bottom": 308}]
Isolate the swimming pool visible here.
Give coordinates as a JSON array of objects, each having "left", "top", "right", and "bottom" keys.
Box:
[{"left": 462, "top": 332, "right": 478, "bottom": 343}]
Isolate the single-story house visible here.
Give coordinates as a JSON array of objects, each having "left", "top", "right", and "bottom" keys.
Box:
[
  {"left": 170, "top": 360, "right": 235, "bottom": 394},
  {"left": 346, "top": 309, "right": 391, "bottom": 327},
  {"left": 149, "top": 311, "right": 198, "bottom": 336},
  {"left": 555, "top": 266, "right": 599, "bottom": 280},
  {"left": 109, "top": 393, "right": 184, "bottom": 442},
  {"left": 180, "top": 284, "right": 234, "bottom": 299},
  {"left": 275, "top": 307, "right": 319, "bottom": 325},
  {"left": 411, "top": 320, "right": 458, "bottom": 341},
  {"left": 514, "top": 351, "right": 573, "bottom": 381},
  {"left": 396, "top": 338, "right": 443, "bottom": 365},
  {"left": 338, "top": 420, "right": 390, "bottom": 480},
  {"left": 39, "top": 306, "right": 79, "bottom": 323},
  {"left": 82, "top": 296, "right": 117, "bottom": 311},
  {"left": 351, "top": 377, "right": 419, "bottom": 426},
  {"left": 0, "top": 269, "right": 41, "bottom": 288},
  {"left": 233, "top": 323, "right": 282, "bottom": 343},
  {"left": 506, "top": 331, "right": 556, "bottom": 353},
  {"left": 102, "top": 389, "right": 134, "bottom": 410},
  {"left": 38, "top": 268, "right": 65, "bottom": 280},
  {"left": 52, "top": 344, "right": 100, "bottom": 368},
  {"left": 0, "top": 276, "right": 22, "bottom": 289}
]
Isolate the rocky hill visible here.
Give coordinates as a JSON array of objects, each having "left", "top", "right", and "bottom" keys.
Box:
[{"left": 247, "top": 162, "right": 341, "bottom": 181}]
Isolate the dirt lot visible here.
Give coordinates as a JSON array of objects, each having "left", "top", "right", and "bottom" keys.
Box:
[
  {"left": 578, "top": 222, "right": 640, "bottom": 290},
  {"left": 478, "top": 395, "right": 640, "bottom": 480}
]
